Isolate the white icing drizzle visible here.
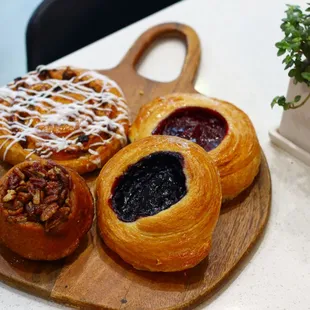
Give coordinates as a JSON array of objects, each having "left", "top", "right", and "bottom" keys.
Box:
[{"left": 0, "top": 66, "right": 128, "bottom": 161}]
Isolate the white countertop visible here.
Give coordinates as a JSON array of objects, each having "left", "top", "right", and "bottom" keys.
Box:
[{"left": 1, "top": 0, "right": 310, "bottom": 309}]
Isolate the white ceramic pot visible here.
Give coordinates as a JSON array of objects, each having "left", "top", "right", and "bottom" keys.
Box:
[
  {"left": 279, "top": 79, "right": 310, "bottom": 153},
  {"left": 269, "top": 79, "right": 310, "bottom": 166}
]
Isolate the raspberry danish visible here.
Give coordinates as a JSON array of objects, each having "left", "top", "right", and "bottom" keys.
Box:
[
  {"left": 0, "top": 66, "right": 129, "bottom": 174},
  {"left": 0, "top": 160, "right": 94, "bottom": 260},
  {"left": 129, "top": 93, "right": 261, "bottom": 201}
]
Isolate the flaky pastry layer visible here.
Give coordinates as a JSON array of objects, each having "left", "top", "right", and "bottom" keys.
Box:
[
  {"left": 96, "top": 136, "right": 222, "bottom": 272},
  {"left": 129, "top": 93, "right": 261, "bottom": 200}
]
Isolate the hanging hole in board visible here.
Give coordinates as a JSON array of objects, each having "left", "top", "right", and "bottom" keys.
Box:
[{"left": 136, "top": 37, "right": 186, "bottom": 83}]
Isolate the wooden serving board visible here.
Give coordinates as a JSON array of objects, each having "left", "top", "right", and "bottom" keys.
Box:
[{"left": 0, "top": 23, "right": 271, "bottom": 309}]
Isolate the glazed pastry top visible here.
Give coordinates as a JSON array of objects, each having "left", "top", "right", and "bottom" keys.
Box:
[{"left": 0, "top": 66, "right": 128, "bottom": 162}]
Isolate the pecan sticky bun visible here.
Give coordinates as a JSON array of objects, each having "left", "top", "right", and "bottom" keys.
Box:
[
  {"left": 0, "top": 160, "right": 94, "bottom": 260},
  {"left": 0, "top": 66, "right": 129, "bottom": 174}
]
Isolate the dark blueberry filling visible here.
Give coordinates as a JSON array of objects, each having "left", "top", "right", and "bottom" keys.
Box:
[
  {"left": 153, "top": 107, "right": 228, "bottom": 151},
  {"left": 111, "top": 151, "right": 187, "bottom": 222}
]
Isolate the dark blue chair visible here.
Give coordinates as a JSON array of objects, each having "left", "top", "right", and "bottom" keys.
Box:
[{"left": 26, "top": 0, "right": 180, "bottom": 71}]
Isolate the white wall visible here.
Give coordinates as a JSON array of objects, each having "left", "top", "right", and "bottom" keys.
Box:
[{"left": 0, "top": 0, "right": 42, "bottom": 86}]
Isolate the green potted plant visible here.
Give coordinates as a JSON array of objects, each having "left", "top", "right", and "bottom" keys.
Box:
[{"left": 270, "top": 4, "right": 310, "bottom": 165}]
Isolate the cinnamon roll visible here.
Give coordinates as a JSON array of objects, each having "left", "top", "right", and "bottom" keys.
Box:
[{"left": 0, "top": 66, "right": 129, "bottom": 174}]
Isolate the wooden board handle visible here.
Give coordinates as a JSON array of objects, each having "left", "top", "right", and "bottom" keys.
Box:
[{"left": 119, "top": 22, "right": 201, "bottom": 86}]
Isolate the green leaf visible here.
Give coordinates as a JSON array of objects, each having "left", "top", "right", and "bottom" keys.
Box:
[
  {"left": 292, "top": 37, "right": 302, "bottom": 43},
  {"left": 289, "top": 69, "right": 296, "bottom": 77},
  {"left": 272, "top": 4, "right": 310, "bottom": 110},
  {"left": 277, "top": 49, "right": 286, "bottom": 56},
  {"left": 295, "top": 74, "right": 303, "bottom": 83},
  {"left": 282, "top": 54, "right": 292, "bottom": 63},
  {"left": 291, "top": 43, "right": 301, "bottom": 52},
  {"left": 285, "top": 60, "right": 294, "bottom": 69},
  {"left": 278, "top": 96, "right": 286, "bottom": 105},
  {"left": 302, "top": 72, "right": 310, "bottom": 81},
  {"left": 294, "top": 95, "right": 301, "bottom": 102},
  {"left": 275, "top": 42, "right": 282, "bottom": 48},
  {"left": 271, "top": 97, "right": 279, "bottom": 108}
]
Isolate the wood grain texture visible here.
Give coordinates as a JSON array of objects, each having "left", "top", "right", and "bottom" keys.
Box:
[{"left": 0, "top": 23, "right": 271, "bottom": 309}]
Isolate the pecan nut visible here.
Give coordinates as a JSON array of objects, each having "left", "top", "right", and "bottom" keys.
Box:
[
  {"left": 3, "top": 190, "right": 16, "bottom": 202},
  {"left": 17, "top": 192, "right": 32, "bottom": 203},
  {"left": 44, "top": 194, "right": 58, "bottom": 204},
  {"left": 29, "top": 177, "right": 46, "bottom": 189},
  {"left": 2, "top": 161, "right": 71, "bottom": 232},
  {"left": 8, "top": 174, "right": 20, "bottom": 189},
  {"left": 13, "top": 168, "right": 25, "bottom": 180},
  {"left": 40, "top": 203, "right": 59, "bottom": 222},
  {"left": 7, "top": 207, "right": 23, "bottom": 216},
  {"left": 7, "top": 215, "right": 27, "bottom": 223},
  {"left": 33, "top": 189, "right": 41, "bottom": 205}
]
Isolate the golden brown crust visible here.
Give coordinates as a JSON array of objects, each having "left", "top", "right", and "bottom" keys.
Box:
[
  {"left": 129, "top": 93, "right": 261, "bottom": 200},
  {"left": 0, "top": 160, "right": 94, "bottom": 260},
  {"left": 96, "top": 136, "right": 222, "bottom": 272},
  {"left": 0, "top": 66, "right": 129, "bottom": 175}
]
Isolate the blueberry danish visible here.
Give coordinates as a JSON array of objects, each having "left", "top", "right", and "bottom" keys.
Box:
[{"left": 96, "top": 136, "right": 221, "bottom": 272}]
